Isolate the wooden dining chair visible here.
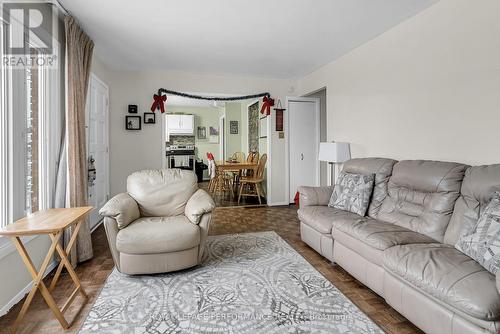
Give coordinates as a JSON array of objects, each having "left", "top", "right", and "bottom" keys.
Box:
[
  {"left": 238, "top": 153, "right": 267, "bottom": 204},
  {"left": 207, "top": 154, "right": 233, "bottom": 197},
  {"left": 247, "top": 151, "right": 259, "bottom": 163},
  {"left": 244, "top": 151, "right": 259, "bottom": 177},
  {"left": 227, "top": 152, "right": 246, "bottom": 192},
  {"left": 207, "top": 152, "right": 217, "bottom": 192}
]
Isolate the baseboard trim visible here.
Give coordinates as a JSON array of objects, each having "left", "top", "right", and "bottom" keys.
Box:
[
  {"left": 90, "top": 218, "right": 103, "bottom": 233},
  {"left": 267, "top": 201, "right": 290, "bottom": 207},
  {"left": 0, "top": 260, "right": 58, "bottom": 317}
]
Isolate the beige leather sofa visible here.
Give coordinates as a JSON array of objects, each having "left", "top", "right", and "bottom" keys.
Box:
[
  {"left": 99, "top": 169, "right": 215, "bottom": 275},
  {"left": 298, "top": 158, "right": 500, "bottom": 334}
]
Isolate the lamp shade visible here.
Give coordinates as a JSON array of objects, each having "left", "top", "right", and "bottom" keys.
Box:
[{"left": 318, "top": 142, "right": 351, "bottom": 163}]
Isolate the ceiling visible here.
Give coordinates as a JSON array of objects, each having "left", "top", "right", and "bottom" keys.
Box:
[{"left": 60, "top": 0, "right": 437, "bottom": 79}]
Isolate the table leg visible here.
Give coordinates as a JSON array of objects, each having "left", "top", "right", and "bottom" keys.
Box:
[
  {"left": 49, "top": 220, "right": 83, "bottom": 293},
  {"left": 10, "top": 232, "right": 69, "bottom": 334},
  {"left": 49, "top": 222, "right": 88, "bottom": 302}
]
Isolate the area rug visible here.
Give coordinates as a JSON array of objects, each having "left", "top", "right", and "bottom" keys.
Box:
[{"left": 79, "top": 232, "right": 383, "bottom": 334}]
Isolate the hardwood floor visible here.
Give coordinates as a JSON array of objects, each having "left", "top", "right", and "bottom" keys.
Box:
[
  {"left": 199, "top": 181, "right": 267, "bottom": 208},
  {"left": 0, "top": 205, "right": 422, "bottom": 334}
]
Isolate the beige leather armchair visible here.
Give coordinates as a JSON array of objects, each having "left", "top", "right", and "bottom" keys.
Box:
[{"left": 99, "top": 169, "right": 215, "bottom": 275}]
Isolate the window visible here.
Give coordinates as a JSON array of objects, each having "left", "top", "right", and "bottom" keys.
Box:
[{"left": 0, "top": 4, "right": 64, "bottom": 229}]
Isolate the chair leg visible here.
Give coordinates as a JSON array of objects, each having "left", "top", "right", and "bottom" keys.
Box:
[
  {"left": 256, "top": 182, "right": 262, "bottom": 205},
  {"left": 238, "top": 183, "right": 244, "bottom": 204},
  {"left": 229, "top": 178, "right": 234, "bottom": 198},
  {"left": 210, "top": 177, "right": 216, "bottom": 192}
]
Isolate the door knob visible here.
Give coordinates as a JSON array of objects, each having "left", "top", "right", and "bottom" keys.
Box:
[{"left": 301, "top": 153, "right": 304, "bottom": 161}]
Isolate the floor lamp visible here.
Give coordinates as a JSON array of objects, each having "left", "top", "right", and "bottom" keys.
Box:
[{"left": 318, "top": 142, "right": 351, "bottom": 186}]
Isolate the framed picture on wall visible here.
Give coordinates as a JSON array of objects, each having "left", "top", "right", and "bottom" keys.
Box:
[
  {"left": 230, "top": 121, "right": 238, "bottom": 134},
  {"left": 198, "top": 126, "right": 206, "bottom": 139},
  {"left": 209, "top": 126, "right": 219, "bottom": 136},
  {"left": 143, "top": 112, "right": 156, "bottom": 124},
  {"left": 126, "top": 116, "right": 141, "bottom": 130}
]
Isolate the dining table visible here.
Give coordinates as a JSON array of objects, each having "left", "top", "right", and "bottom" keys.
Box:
[{"left": 215, "top": 160, "right": 258, "bottom": 197}]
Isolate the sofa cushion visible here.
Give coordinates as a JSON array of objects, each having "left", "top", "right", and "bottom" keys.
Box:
[
  {"left": 328, "top": 172, "right": 375, "bottom": 216},
  {"left": 333, "top": 228, "right": 385, "bottom": 266},
  {"left": 333, "top": 216, "right": 435, "bottom": 251},
  {"left": 456, "top": 192, "right": 500, "bottom": 274},
  {"left": 445, "top": 164, "right": 500, "bottom": 245},
  {"left": 384, "top": 243, "right": 500, "bottom": 321},
  {"left": 343, "top": 158, "right": 397, "bottom": 219},
  {"left": 297, "top": 206, "right": 361, "bottom": 234},
  {"left": 127, "top": 169, "right": 198, "bottom": 217},
  {"left": 378, "top": 160, "right": 468, "bottom": 242},
  {"left": 116, "top": 216, "right": 200, "bottom": 254}
]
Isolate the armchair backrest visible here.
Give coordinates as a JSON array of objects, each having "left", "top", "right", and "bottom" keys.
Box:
[{"left": 127, "top": 169, "right": 197, "bottom": 217}]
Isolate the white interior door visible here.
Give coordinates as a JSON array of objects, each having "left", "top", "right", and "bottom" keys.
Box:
[
  {"left": 86, "top": 74, "right": 109, "bottom": 231},
  {"left": 288, "top": 98, "right": 320, "bottom": 203}
]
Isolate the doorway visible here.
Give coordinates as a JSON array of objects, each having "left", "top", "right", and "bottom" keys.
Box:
[
  {"left": 86, "top": 73, "right": 110, "bottom": 232},
  {"left": 286, "top": 97, "right": 320, "bottom": 203}
]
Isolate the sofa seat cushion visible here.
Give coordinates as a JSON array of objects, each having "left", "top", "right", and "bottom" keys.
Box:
[
  {"left": 116, "top": 216, "right": 200, "bottom": 254},
  {"left": 384, "top": 243, "right": 500, "bottom": 321},
  {"left": 333, "top": 217, "right": 436, "bottom": 251},
  {"left": 297, "top": 206, "right": 362, "bottom": 234}
]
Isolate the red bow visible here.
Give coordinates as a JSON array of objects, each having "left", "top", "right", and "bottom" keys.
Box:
[
  {"left": 260, "top": 96, "right": 274, "bottom": 115},
  {"left": 151, "top": 94, "right": 167, "bottom": 113}
]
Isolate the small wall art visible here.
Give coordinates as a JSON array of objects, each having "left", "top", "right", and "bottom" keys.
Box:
[
  {"left": 144, "top": 112, "right": 155, "bottom": 124},
  {"left": 209, "top": 126, "right": 219, "bottom": 136},
  {"left": 230, "top": 120, "right": 238, "bottom": 134},
  {"left": 128, "top": 104, "right": 138, "bottom": 113},
  {"left": 197, "top": 126, "right": 206, "bottom": 139},
  {"left": 126, "top": 116, "right": 141, "bottom": 130}
]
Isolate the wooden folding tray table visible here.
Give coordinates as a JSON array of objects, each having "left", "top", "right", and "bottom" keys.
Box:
[{"left": 0, "top": 207, "right": 93, "bottom": 334}]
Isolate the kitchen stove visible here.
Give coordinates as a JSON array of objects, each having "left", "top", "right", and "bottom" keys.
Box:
[{"left": 166, "top": 145, "right": 195, "bottom": 171}]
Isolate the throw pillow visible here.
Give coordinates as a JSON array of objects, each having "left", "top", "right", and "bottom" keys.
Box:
[
  {"left": 328, "top": 172, "right": 375, "bottom": 216},
  {"left": 456, "top": 192, "right": 500, "bottom": 274}
]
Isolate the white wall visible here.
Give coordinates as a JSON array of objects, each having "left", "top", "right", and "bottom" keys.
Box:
[
  {"left": 298, "top": 0, "right": 500, "bottom": 165},
  {"left": 224, "top": 102, "right": 242, "bottom": 160},
  {"left": 102, "top": 69, "right": 292, "bottom": 204},
  {"left": 0, "top": 235, "right": 53, "bottom": 315}
]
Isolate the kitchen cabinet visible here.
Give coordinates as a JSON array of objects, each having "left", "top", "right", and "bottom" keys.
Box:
[{"left": 166, "top": 114, "right": 194, "bottom": 135}]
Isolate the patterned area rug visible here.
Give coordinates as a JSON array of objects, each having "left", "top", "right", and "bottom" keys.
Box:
[{"left": 79, "top": 232, "right": 383, "bottom": 334}]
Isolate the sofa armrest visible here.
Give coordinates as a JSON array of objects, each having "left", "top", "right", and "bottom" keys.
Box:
[
  {"left": 497, "top": 271, "right": 500, "bottom": 294},
  {"left": 103, "top": 217, "right": 121, "bottom": 271},
  {"left": 298, "top": 186, "right": 334, "bottom": 208},
  {"left": 99, "top": 193, "right": 140, "bottom": 229},
  {"left": 185, "top": 189, "right": 216, "bottom": 224}
]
